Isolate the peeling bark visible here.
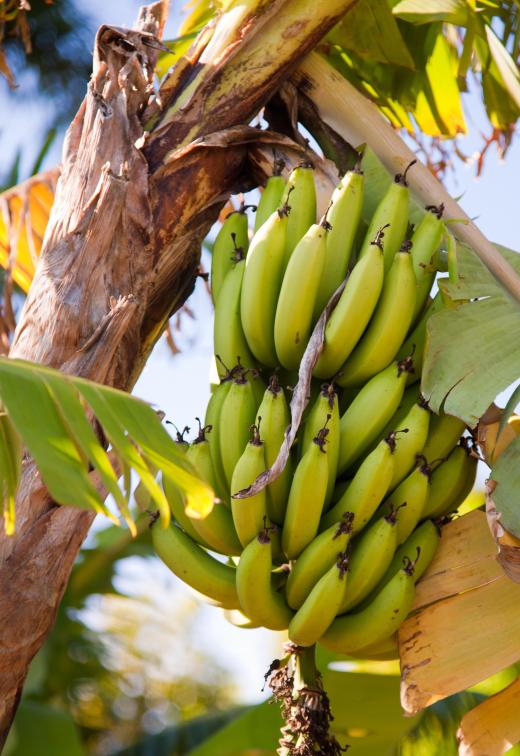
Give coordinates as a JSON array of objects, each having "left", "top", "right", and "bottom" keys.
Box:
[{"left": 0, "top": 0, "right": 358, "bottom": 741}]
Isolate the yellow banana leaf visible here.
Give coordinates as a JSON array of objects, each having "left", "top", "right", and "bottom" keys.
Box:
[{"left": 0, "top": 168, "right": 58, "bottom": 294}]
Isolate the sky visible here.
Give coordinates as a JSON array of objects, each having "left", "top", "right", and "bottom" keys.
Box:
[{"left": 1, "top": 0, "right": 520, "bottom": 714}]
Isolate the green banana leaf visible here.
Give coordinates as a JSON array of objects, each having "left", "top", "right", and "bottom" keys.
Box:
[
  {"left": 0, "top": 358, "right": 213, "bottom": 534},
  {"left": 4, "top": 702, "right": 84, "bottom": 756},
  {"left": 392, "top": 0, "right": 468, "bottom": 26},
  {"left": 327, "top": 0, "right": 415, "bottom": 70},
  {"left": 422, "top": 242, "right": 520, "bottom": 427}
]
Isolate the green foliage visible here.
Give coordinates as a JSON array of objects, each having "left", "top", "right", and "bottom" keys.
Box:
[
  {"left": 0, "top": 358, "right": 214, "bottom": 534},
  {"left": 422, "top": 242, "right": 520, "bottom": 427},
  {"left": 4, "top": 702, "right": 84, "bottom": 756}
]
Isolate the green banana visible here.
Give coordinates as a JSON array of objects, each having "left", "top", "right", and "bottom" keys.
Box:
[
  {"left": 338, "top": 510, "right": 399, "bottom": 614},
  {"left": 204, "top": 372, "right": 234, "bottom": 502},
  {"left": 301, "top": 383, "right": 340, "bottom": 506},
  {"left": 282, "top": 423, "right": 330, "bottom": 559},
  {"left": 186, "top": 420, "right": 218, "bottom": 493},
  {"left": 396, "top": 290, "right": 445, "bottom": 384},
  {"left": 422, "top": 443, "right": 477, "bottom": 519},
  {"left": 313, "top": 236, "right": 385, "bottom": 380},
  {"left": 320, "top": 555, "right": 417, "bottom": 654},
  {"left": 274, "top": 220, "right": 329, "bottom": 369},
  {"left": 211, "top": 205, "right": 250, "bottom": 304},
  {"left": 254, "top": 166, "right": 286, "bottom": 233},
  {"left": 214, "top": 245, "right": 255, "bottom": 379},
  {"left": 338, "top": 241, "right": 417, "bottom": 388},
  {"left": 422, "top": 411, "right": 466, "bottom": 465},
  {"left": 281, "top": 163, "right": 316, "bottom": 264},
  {"left": 337, "top": 357, "right": 414, "bottom": 475},
  {"left": 382, "top": 459, "right": 431, "bottom": 545},
  {"left": 285, "top": 512, "right": 354, "bottom": 610},
  {"left": 321, "top": 433, "right": 396, "bottom": 533},
  {"left": 288, "top": 550, "right": 350, "bottom": 647},
  {"left": 410, "top": 204, "right": 444, "bottom": 321},
  {"left": 222, "top": 609, "right": 260, "bottom": 630},
  {"left": 358, "top": 161, "right": 415, "bottom": 272},
  {"left": 241, "top": 204, "right": 289, "bottom": 366},
  {"left": 152, "top": 520, "right": 240, "bottom": 609},
  {"left": 389, "top": 399, "right": 430, "bottom": 490},
  {"left": 231, "top": 423, "right": 268, "bottom": 547},
  {"left": 219, "top": 367, "right": 259, "bottom": 484},
  {"left": 350, "top": 633, "right": 399, "bottom": 660},
  {"left": 313, "top": 166, "right": 364, "bottom": 318},
  {"left": 186, "top": 422, "right": 242, "bottom": 556},
  {"left": 256, "top": 375, "right": 292, "bottom": 524},
  {"left": 360, "top": 519, "right": 440, "bottom": 609},
  {"left": 236, "top": 526, "right": 293, "bottom": 630}
]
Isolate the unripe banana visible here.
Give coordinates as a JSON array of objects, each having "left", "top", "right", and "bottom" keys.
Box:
[
  {"left": 313, "top": 166, "right": 364, "bottom": 318},
  {"left": 338, "top": 510, "right": 399, "bottom": 614},
  {"left": 457, "top": 450, "right": 478, "bottom": 509},
  {"left": 152, "top": 520, "right": 240, "bottom": 609},
  {"left": 320, "top": 556, "right": 417, "bottom": 654},
  {"left": 285, "top": 512, "right": 354, "bottom": 610},
  {"left": 396, "top": 290, "right": 445, "bottom": 384},
  {"left": 288, "top": 550, "right": 350, "bottom": 646},
  {"left": 274, "top": 220, "right": 329, "bottom": 369},
  {"left": 374, "top": 385, "right": 421, "bottom": 453},
  {"left": 338, "top": 242, "right": 417, "bottom": 388},
  {"left": 241, "top": 205, "right": 289, "bottom": 366},
  {"left": 337, "top": 357, "right": 414, "bottom": 475},
  {"left": 211, "top": 206, "right": 250, "bottom": 304},
  {"left": 422, "top": 411, "right": 466, "bottom": 465},
  {"left": 360, "top": 520, "right": 440, "bottom": 609},
  {"left": 254, "top": 168, "right": 286, "bottom": 233},
  {"left": 410, "top": 204, "right": 444, "bottom": 321},
  {"left": 281, "top": 164, "right": 317, "bottom": 264},
  {"left": 321, "top": 433, "right": 396, "bottom": 533},
  {"left": 236, "top": 526, "right": 293, "bottom": 630},
  {"left": 382, "top": 459, "right": 431, "bottom": 545},
  {"left": 222, "top": 609, "right": 260, "bottom": 629},
  {"left": 256, "top": 375, "right": 292, "bottom": 524},
  {"left": 282, "top": 423, "right": 330, "bottom": 559},
  {"left": 214, "top": 246, "right": 255, "bottom": 379},
  {"left": 219, "top": 368, "right": 259, "bottom": 484},
  {"left": 185, "top": 423, "right": 242, "bottom": 556},
  {"left": 313, "top": 239, "right": 385, "bottom": 380},
  {"left": 231, "top": 423, "right": 268, "bottom": 547},
  {"left": 204, "top": 373, "right": 234, "bottom": 502},
  {"left": 350, "top": 633, "right": 399, "bottom": 660},
  {"left": 358, "top": 161, "right": 415, "bottom": 272},
  {"left": 301, "top": 383, "right": 340, "bottom": 506},
  {"left": 389, "top": 400, "right": 430, "bottom": 490},
  {"left": 422, "top": 443, "right": 477, "bottom": 519},
  {"left": 186, "top": 421, "right": 219, "bottom": 493}
]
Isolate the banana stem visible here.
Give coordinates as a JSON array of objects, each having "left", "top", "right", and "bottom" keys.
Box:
[{"left": 294, "top": 644, "right": 319, "bottom": 692}]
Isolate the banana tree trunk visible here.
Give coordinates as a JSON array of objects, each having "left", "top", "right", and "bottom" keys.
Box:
[{"left": 0, "top": 0, "right": 357, "bottom": 742}]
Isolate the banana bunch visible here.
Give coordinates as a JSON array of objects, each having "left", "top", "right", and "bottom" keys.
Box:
[{"left": 151, "top": 159, "right": 478, "bottom": 658}]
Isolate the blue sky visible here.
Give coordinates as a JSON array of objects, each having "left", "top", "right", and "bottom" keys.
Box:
[{"left": 1, "top": 0, "right": 519, "bottom": 709}]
